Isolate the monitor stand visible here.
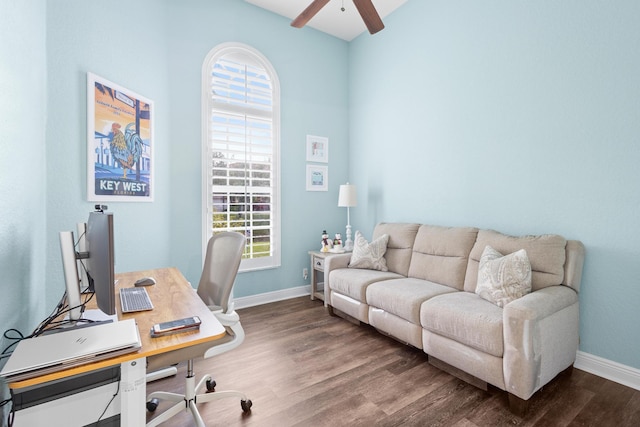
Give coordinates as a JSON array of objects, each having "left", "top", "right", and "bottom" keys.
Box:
[
  {"left": 59, "top": 309, "right": 118, "bottom": 331},
  {"left": 82, "top": 309, "right": 118, "bottom": 323}
]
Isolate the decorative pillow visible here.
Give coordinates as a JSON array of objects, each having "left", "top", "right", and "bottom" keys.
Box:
[
  {"left": 475, "top": 245, "right": 532, "bottom": 308},
  {"left": 348, "top": 231, "right": 390, "bottom": 271}
]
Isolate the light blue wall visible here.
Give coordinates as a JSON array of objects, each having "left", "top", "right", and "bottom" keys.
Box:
[
  {"left": 0, "top": 0, "right": 47, "bottom": 417},
  {"left": 163, "top": 0, "right": 350, "bottom": 297},
  {"left": 0, "top": 0, "right": 348, "bottom": 349},
  {"left": 45, "top": 0, "right": 174, "bottom": 306},
  {"left": 348, "top": 1, "right": 640, "bottom": 369}
]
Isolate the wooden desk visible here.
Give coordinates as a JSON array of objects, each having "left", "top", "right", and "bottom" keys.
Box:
[{"left": 8, "top": 267, "right": 226, "bottom": 426}]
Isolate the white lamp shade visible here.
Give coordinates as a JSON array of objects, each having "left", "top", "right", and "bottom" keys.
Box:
[{"left": 338, "top": 183, "right": 357, "bottom": 207}]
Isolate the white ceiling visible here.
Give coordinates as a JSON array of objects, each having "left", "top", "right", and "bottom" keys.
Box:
[{"left": 245, "top": 0, "right": 408, "bottom": 41}]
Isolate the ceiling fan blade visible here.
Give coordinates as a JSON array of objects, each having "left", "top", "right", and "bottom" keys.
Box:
[
  {"left": 353, "top": 0, "right": 385, "bottom": 34},
  {"left": 291, "top": 0, "right": 331, "bottom": 28}
]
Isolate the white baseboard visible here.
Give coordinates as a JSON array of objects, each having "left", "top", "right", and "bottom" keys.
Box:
[
  {"left": 234, "top": 285, "right": 311, "bottom": 309},
  {"left": 575, "top": 350, "right": 640, "bottom": 391},
  {"left": 235, "top": 290, "right": 640, "bottom": 393}
]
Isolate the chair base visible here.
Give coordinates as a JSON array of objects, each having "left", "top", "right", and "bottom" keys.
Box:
[
  {"left": 146, "top": 360, "right": 251, "bottom": 427},
  {"left": 146, "top": 366, "right": 178, "bottom": 383}
]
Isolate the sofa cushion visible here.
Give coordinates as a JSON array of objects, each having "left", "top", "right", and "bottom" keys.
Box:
[
  {"left": 421, "top": 292, "right": 504, "bottom": 357},
  {"left": 408, "top": 225, "right": 478, "bottom": 290},
  {"left": 372, "top": 223, "right": 420, "bottom": 276},
  {"left": 366, "top": 278, "right": 457, "bottom": 324},
  {"left": 464, "top": 229, "right": 567, "bottom": 293},
  {"left": 349, "top": 231, "right": 389, "bottom": 271},
  {"left": 476, "top": 246, "right": 532, "bottom": 308},
  {"left": 329, "top": 268, "right": 403, "bottom": 302}
]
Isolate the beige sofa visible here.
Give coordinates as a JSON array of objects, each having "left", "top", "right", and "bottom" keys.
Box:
[{"left": 324, "top": 223, "right": 585, "bottom": 413}]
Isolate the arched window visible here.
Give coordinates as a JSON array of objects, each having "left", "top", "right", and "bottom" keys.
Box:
[{"left": 202, "top": 43, "right": 280, "bottom": 271}]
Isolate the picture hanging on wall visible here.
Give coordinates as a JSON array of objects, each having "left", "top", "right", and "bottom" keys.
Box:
[
  {"left": 306, "top": 135, "right": 329, "bottom": 163},
  {"left": 306, "top": 164, "right": 328, "bottom": 192},
  {"left": 87, "top": 72, "right": 154, "bottom": 202}
]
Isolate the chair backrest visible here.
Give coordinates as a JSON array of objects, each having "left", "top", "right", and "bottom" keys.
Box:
[{"left": 196, "top": 232, "right": 246, "bottom": 313}]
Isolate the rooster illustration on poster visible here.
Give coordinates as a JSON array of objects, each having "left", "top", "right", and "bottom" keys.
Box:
[{"left": 88, "top": 73, "right": 154, "bottom": 202}]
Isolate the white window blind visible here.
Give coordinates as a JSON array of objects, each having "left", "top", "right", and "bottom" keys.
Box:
[{"left": 203, "top": 44, "right": 280, "bottom": 271}]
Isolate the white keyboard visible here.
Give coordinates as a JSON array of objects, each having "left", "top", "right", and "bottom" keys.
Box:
[{"left": 120, "top": 287, "right": 154, "bottom": 313}]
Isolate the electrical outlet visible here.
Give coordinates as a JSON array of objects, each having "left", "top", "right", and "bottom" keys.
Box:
[{"left": 303, "top": 268, "right": 309, "bottom": 280}]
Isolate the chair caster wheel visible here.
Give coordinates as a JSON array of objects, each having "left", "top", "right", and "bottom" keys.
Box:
[
  {"left": 206, "top": 378, "right": 216, "bottom": 392},
  {"left": 146, "top": 398, "right": 159, "bottom": 412},
  {"left": 241, "top": 399, "right": 252, "bottom": 413}
]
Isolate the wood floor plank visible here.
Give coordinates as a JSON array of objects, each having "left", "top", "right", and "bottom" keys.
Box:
[
  {"left": 145, "top": 297, "right": 640, "bottom": 426},
  {"left": 621, "top": 391, "right": 640, "bottom": 426},
  {"left": 568, "top": 379, "right": 636, "bottom": 426}
]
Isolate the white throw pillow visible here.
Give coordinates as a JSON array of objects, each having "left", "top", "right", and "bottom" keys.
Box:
[
  {"left": 476, "top": 245, "right": 532, "bottom": 308},
  {"left": 348, "top": 231, "right": 390, "bottom": 271}
]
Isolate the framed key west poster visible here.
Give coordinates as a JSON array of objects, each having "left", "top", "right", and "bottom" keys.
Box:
[{"left": 87, "top": 72, "right": 154, "bottom": 202}]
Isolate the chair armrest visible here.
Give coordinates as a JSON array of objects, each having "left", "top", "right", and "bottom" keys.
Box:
[
  {"left": 210, "top": 308, "right": 240, "bottom": 327},
  {"left": 503, "top": 286, "right": 579, "bottom": 400},
  {"left": 324, "top": 253, "right": 352, "bottom": 307},
  {"left": 204, "top": 311, "right": 245, "bottom": 358}
]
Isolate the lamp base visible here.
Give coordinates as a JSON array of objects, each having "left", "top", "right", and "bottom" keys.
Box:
[
  {"left": 344, "top": 239, "right": 353, "bottom": 252},
  {"left": 344, "top": 224, "right": 353, "bottom": 251}
]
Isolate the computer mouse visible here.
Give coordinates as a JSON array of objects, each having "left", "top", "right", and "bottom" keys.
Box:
[{"left": 134, "top": 277, "right": 156, "bottom": 287}]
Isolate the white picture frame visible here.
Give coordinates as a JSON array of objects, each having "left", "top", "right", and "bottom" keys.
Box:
[
  {"left": 306, "top": 135, "right": 329, "bottom": 163},
  {"left": 87, "top": 72, "right": 154, "bottom": 202},
  {"left": 306, "top": 165, "right": 328, "bottom": 192}
]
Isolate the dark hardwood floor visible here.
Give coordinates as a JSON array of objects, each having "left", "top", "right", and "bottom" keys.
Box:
[{"left": 145, "top": 297, "right": 640, "bottom": 426}]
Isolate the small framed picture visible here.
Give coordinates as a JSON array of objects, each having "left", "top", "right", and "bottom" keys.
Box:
[
  {"left": 306, "top": 135, "right": 328, "bottom": 163},
  {"left": 306, "top": 165, "right": 328, "bottom": 192}
]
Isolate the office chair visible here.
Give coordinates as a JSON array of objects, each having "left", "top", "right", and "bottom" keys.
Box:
[{"left": 145, "top": 232, "right": 252, "bottom": 427}]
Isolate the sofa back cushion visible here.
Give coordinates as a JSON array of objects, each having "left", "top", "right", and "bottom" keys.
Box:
[
  {"left": 407, "top": 225, "right": 479, "bottom": 290},
  {"left": 464, "top": 229, "right": 567, "bottom": 293},
  {"left": 372, "top": 223, "right": 420, "bottom": 276}
]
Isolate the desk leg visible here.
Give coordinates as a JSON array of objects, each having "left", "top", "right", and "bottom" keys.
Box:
[{"left": 120, "top": 357, "right": 146, "bottom": 426}]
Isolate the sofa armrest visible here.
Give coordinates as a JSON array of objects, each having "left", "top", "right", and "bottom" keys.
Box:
[
  {"left": 563, "top": 240, "right": 585, "bottom": 293},
  {"left": 324, "top": 253, "right": 352, "bottom": 307},
  {"left": 503, "top": 285, "right": 579, "bottom": 400}
]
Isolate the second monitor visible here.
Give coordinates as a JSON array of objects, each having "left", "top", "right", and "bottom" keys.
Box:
[{"left": 59, "top": 209, "right": 116, "bottom": 321}]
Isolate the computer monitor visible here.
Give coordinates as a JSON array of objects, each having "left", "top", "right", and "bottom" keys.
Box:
[
  {"left": 59, "top": 230, "right": 83, "bottom": 321},
  {"left": 85, "top": 210, "right": 116, "bottom": 316},
  {"left": 59, "top": 208, "right": 116, "bottom": 321}
]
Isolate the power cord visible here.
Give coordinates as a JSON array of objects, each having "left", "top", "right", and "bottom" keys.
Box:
[
  {"left": 1, "top": 289, "right": 96, "bottom": 358},
  {"left": 93, "top": 370, "right": 121, "bottom": 425},
  {"left": 0, "top": 387, "right": 18, "bottom": 427},
  {"left": 1, "top": 393, "right": 14, "bottom": 427}
]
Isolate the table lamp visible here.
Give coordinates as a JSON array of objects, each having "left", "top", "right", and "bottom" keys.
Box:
[{"left": 338, "top": 183, "right": 357, "bottom": 251}]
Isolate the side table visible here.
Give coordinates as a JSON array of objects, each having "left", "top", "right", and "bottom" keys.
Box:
[{"left": 308, "top": 250, "right": 339, "bottom": 302}]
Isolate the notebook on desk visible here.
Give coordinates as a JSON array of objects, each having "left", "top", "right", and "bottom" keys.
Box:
[{"left": 0, "top": 318, "right": 141, "bottom": 382}]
